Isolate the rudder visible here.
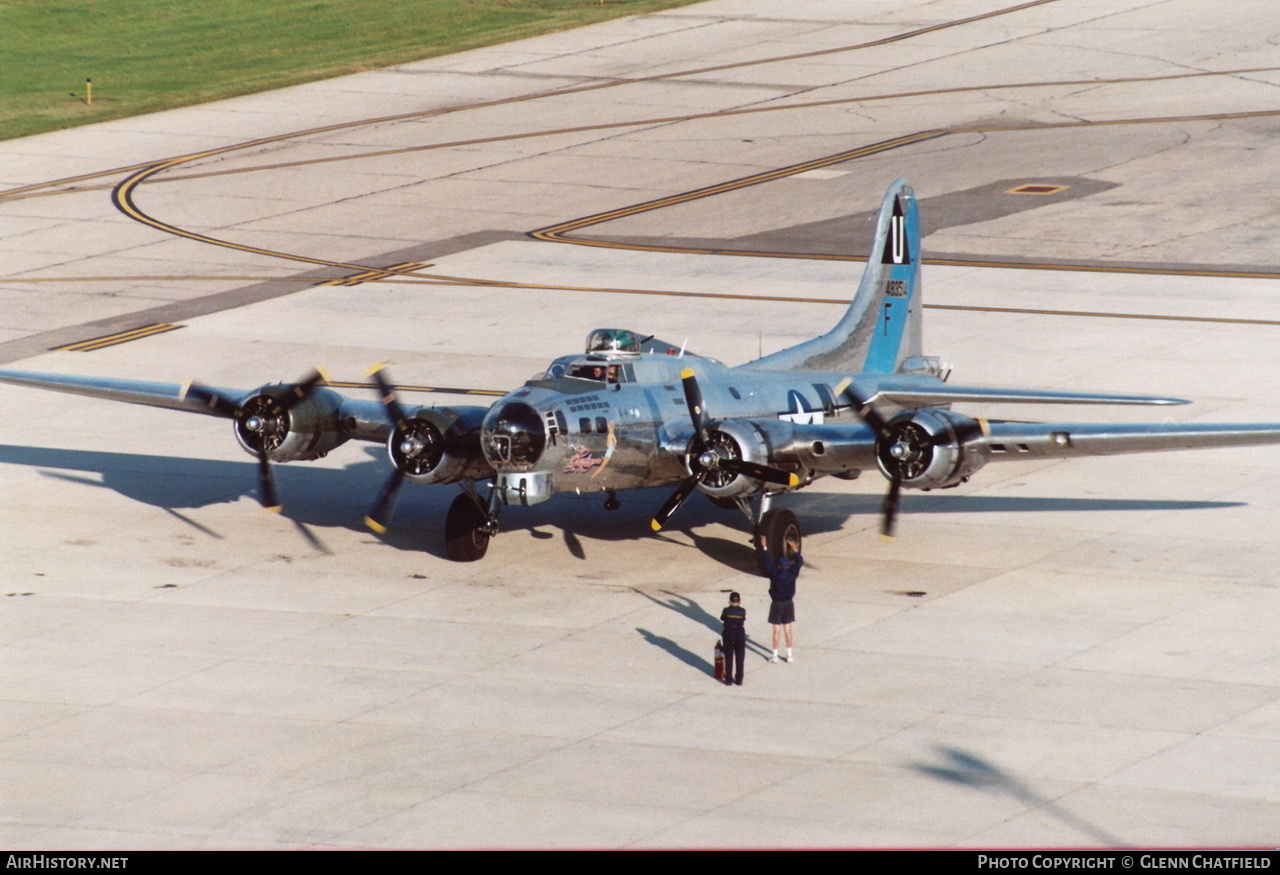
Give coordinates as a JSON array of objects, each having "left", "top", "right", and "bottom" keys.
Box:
[{"left": 743, "top": 179, "right": 922, "bottom": 374}]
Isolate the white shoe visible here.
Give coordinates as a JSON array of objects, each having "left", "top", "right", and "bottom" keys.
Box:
[
  {"left": 769, "top": 654, "right": 779, "bottom": 663},
  {"left": 785, "top": 654, "right": 794, "bottom": 663}
]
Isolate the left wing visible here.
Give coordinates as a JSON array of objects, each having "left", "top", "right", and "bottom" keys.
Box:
[
  {"left": 688, "top": 409, "right": 1280, "bottom": 495},
  {"left": 769, "top": 412, "right": 1280, "bottom": 538},
  {"left": 788, "top": 412, "right": 1280, "bottom": 487},
  {"left": 980, "top": 420, "right": 1280, "bottom": 458}
]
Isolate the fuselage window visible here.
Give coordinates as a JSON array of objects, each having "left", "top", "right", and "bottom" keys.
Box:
[
  {"left": 579, "top": 417, "right": 593, "bottom": 434},
  {"left": 595, "top": 416, "right": 609, "bottom": 434},
  {"left": 555, "top": 410, "right": 568, "bottom": 434}
]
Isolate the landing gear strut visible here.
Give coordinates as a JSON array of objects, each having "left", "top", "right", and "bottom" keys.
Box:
[{"left": 445, "top": 482, "right": 500, "bottom": 562}]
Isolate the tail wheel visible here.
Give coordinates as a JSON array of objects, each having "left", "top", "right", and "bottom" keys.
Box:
[
  {"left": 445, "top": 492, "right": 490, "bottom": 562},
  {"left": 754, "top": 508, "right": 801, "bottom": 577}
]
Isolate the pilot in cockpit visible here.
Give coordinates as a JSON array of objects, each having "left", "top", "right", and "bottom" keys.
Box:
[
  {"left": 565, "top": 362, "right": 622, "bottom": 383},
  {"left": 565, "top": 363, "right": 604, "bottom": 381}
]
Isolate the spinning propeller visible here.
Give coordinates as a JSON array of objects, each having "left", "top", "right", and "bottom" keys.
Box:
[
  {"left": 650, "top": 368, "right": 798, "bottom": 531},
  {"left": 363, "top": 364, "right": 446, "bottom": 533},
  {"left": 180, "top": 367, "right": 329, "bottom": 512},
  {"left": 833, "top": 376, "right": 987, "bottom": 539},
  {"left": 364, "top": 364, "right": 409, "bottom": 533}
]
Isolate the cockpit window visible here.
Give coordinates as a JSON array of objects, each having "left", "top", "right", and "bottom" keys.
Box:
[
  {"left": 569, "top": 364, "right": 608, "bottom": 382},
  {"left": 567, "top": 363, "right": 626, "bottom": 383},
  {"left": 585, "top": 328, "right": 641, "bottom": 355}
]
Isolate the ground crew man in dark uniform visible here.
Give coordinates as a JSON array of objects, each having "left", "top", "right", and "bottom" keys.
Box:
[{"left": 720, "top": 591, "right": 746, "bottom": 686}]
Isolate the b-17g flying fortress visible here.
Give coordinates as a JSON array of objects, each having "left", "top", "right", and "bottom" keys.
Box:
[
  {"left": 2, "top": 0, "right": 1280, "bottom": 851},
  {"left": 5, "top": 180, "right": 1280, "bottom": 567}
]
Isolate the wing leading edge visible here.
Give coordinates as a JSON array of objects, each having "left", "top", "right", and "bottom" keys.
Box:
[
  {"left": 718, "top": 413, "right": 1280, "bottom": 487},
  {"left": 0, "top": 369, "right": 221, "bottom": 415},
  {"left": 980, "top": 420, "right": 1280, "bottom": 459}
]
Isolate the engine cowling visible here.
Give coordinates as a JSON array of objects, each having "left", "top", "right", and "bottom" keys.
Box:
[
  {"left": 687, "top": 420, "right": 786, "bottom": 500},
  {"left": 875, "top": 409, "right": 989, "bottom": 489},
  {"left": 387, "top": 406, "right": 491, "bottom": 485},
  {"left": 234, "top": 385, "right": 349, "bottom": 462}
]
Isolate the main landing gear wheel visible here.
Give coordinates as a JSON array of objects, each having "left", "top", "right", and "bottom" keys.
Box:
[
  {"left": 445, "top": 492, "right": 490, "bottom": 562},
  {"left": 755, "top": 508, "right": 801, "bottom": 577}
]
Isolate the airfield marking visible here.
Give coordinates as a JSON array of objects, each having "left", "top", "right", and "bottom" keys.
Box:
[
  {"left": 6, "top": 268, "right": 1280, "bottom": 330},
  {"left": 1007, "top": 184, "right": 1068, "bottom": 195},
  {"left": 6, "top": 12, "right": 1277, "bottom": 279},
  {"left": 1, "top": 0, "right": 1063, "bottom": 203},
  {"left": 1, "top": 275, "right": 344, "bottom": 284},
  {"left": 51, "top": 323, "right": 185, "bottom": 352},
  {"left": 315, "top": 263, "right": 434, "bottom": 287},
  {"left": 532, "top": 131, "right": 948, "bottom": 241},
  {"left": 111, "top": 159, "right": 387, "bottom": 274},
  {"left": 315, "top": 275, "right": 1280, "bottom": 328},
  {"left": 5, "top": 1, "right": 1278, "bottom": 359},
  {"left": 100, "top": 99, "right": 1280, "bottom": 282},
  {"left": 922, "top": 304, "right": 1280, "bottom": 328},
  {"left": 532, "top": 109, "right": 1280, "bottom": 280},
  {"left": 11, "top": 65, "right": 1276, "bottom": 205}
]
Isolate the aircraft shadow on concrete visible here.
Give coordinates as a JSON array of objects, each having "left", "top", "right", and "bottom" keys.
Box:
[
  {"left": 909, "top": 745, "right": 1125, "bottom": 846},
  {"left": 0, "top": 444, "right": 1241, "bottom": 564}
]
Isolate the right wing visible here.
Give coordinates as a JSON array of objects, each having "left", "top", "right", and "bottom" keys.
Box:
[
  {"left": 0, "top": 368, "right": 496, "bottom": 521},
  {"left": 0, "top": 368, "right": 232, "bottom": 416},
  {"left": 0, "top": 367, "right": 396, "bottom": 442}
]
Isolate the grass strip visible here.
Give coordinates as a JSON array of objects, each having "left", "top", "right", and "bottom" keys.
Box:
[{"left": 1, "top": 0, "right": 702, "bottom": 141}]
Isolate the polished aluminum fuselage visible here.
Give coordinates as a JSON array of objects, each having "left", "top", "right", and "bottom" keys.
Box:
[{"left": 480, "top": 351, "right": 875, "bottom": 506}]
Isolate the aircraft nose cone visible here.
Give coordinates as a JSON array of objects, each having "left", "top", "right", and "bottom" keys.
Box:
[{"left": 483, "top": 401, "right": 547, "bottom": 466}]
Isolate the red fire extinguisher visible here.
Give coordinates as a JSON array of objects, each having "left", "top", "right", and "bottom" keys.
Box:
[{"left": 714, "top": 639, "right": 725, "bottom": 681}]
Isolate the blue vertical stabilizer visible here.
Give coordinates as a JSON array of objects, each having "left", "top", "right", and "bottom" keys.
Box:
[{"left": 742, "top": 179, "right": 922, "bottom": 374}]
